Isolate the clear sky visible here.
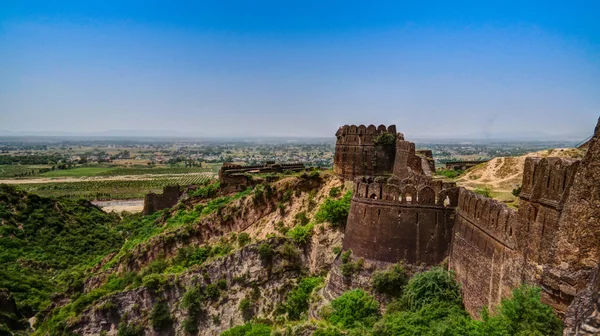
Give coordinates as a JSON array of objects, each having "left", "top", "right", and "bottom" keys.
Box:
[{"left": 1, "top": 1, "right": 599, "bottom": 139}]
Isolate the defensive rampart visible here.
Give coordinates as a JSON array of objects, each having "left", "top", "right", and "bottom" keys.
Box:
[
  {"left": 450, "top": 189, "right": 523, "bottom": 315},
  {"left": 343, "top": 176, "right": 458, "bottom": 265},
  {"left": 143, "top": 186, "right": 181, "bottom": 215},
  {"left": 333, "top": 124, "right": 397, "bottom": 180},
  {"left": 330, "top": 118, "right": 600, "bottom": 329},
  {"left": 449, "top": 149, "right": 595, "bottom": 319}
]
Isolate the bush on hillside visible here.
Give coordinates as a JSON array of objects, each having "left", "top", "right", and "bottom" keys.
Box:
[
  {"left": 371, "top": 263, "right": 409, "bottom": 297},
  {"left": 283, "top": 277, "right": 324, "bottom": 320},
  {"left": 286, "top": 222, "right": 315, "bottom": 245},
  {"left": 401, "top": 267, "right": 462, "bottom": 312},
  {"left": 220, "top": 322, "right": 272, "bottom": 336},
  {"left": 326, "top": 289, "right": 380, "bottom": 328},
  {"left": 314, "top": 191, "right": 352, "bottom": 227}
]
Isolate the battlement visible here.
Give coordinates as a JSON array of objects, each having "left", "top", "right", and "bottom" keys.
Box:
[
  {"left": 335, "top": 124, "right": 398, "bottom": 136},
  {"left": 143, "top": 185, "right": 182, "bottom": 215},
  {"left": 353, "top": 176, "right": 458, "bottom": 207},
  {"left": 456, "top": 188, "right": 518, "bottom": 249},
  {"left": 520, "top": 157, "right": 580, "bottom": 209},
  {"left": 335, "top": 124, "right": 402, "bottom": 147}
]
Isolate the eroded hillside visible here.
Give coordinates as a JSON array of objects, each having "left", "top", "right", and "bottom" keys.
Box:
[{"left": 455, "top": 148, "right": 584, "bottom": 196}]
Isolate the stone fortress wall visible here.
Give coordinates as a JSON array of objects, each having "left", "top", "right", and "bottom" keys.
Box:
[
  {"left": 142, "top": 185, "right": 182, "bottom": 215},
  {"left": 450, "top": 155, "right": 582, "bottom": 316},
  {"left": 332, "top": 120, "right": 600, "bottom": 334},
  {"left": 340, "top": 125, "right": 459, "bottom": 267},
  {"left": 333, "top": 124, "right": 397, "bottom": 180}
]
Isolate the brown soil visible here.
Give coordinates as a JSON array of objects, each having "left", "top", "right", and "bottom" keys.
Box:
[{"left": 456, "top": 148, "right": 585, "bottom": 193}]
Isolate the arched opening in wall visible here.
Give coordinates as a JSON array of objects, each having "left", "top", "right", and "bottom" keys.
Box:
[
  {"left": 398, "top": 194, "right": 403, "bottom": 202},
  {"left": 406, "top": 193, "right": 413, "bottom": 203},
  {"left": 444, "top": 196, "right": 451, "bottom": 207},
  {"left": 370, "top": 193, "right": 377, "bottom": 199}
]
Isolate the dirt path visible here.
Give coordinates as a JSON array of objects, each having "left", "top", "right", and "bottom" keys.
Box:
[{"left": 0, "top": 172, "right": 215, "bottom": 185}]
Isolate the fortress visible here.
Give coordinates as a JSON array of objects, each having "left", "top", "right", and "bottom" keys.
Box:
[{"left": 332, "top": 122, "right": 600, "bottom": 335}]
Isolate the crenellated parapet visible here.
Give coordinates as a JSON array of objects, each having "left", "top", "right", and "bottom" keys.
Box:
[
  {"left": 333, "top": 124, "right": 398, "bottom": 180},
  {"left": 335, "top": 124, "right": 399, "bottom": 146},
  {"left": 520, "top": 157, "right": 580, "bottom": 209},
  {"left": 455, "top": 189, "right": 519, "bottom": 250},
  {"left": 353, "top": 176, "right": 458, "bottom": 207}
]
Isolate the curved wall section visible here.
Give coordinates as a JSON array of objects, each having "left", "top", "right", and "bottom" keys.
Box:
[{"left": 343, "top": 196, "right": 455, "bottom": 264}]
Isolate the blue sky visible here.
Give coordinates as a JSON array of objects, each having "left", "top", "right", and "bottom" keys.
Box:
[{"left": 1, "top": 1, "right": 599, "bottom": 138}]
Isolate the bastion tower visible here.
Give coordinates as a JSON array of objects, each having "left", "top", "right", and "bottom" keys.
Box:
[{"left": 337, "top": 125, "right": 459, "bottom": 265}]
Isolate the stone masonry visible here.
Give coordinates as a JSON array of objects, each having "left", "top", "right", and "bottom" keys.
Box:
[{"left": 331, "top": 120, "right": 600, "bottom": 334}]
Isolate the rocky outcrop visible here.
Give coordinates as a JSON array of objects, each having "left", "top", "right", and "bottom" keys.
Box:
[{"left": 71, "top": 238, "right": 307, "bottom": 336}]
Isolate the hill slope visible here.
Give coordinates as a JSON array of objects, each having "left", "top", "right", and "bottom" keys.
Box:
[
  {"left": 0, "top": 185, "right": 122, "bottom": 332},
  {"left": 455, "top": 148, "right": 585, "bottom": 194}
]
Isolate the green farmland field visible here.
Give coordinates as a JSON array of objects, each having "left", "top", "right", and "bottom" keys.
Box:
[
  {"left": 41, "top": 167, "right": 115, "bottom": 177},
  {"left": 16, "top": 174, "right": 215, "bottom": 200}
]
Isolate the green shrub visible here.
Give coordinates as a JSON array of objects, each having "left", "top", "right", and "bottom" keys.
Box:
[
  {"left": 401, "top": 267, "right": 462, "bottom": 312},
  {"left": 437, "top": 169, "right": 464, "bottom": 179},
  {"left": 478, "top": 285, "right": 562, "bottom": 336},
  {"left": 374, "top": 133, "right": 395, "bottom": 145},
  {"left": 283, "top": 277, "right": 324, "bottom": 320},
  {"left": 314, "top": 191, "right": 352, "bottom": 227},
  {"left": 277, "top": 241, "right": 300, "bottom": 263},
  {"left": 117, "top": 321, "right": 145, "bottom": 336},
  {"left": 286, "top": 222, "right": 315, "bottom": 245},
  {"left": 373, "top": 300, "right": 474, "bottom": 336},
  {"left": 282, "top": 189, "right": 293, "bottom": 203},
  {"left": 327, "top": 289, "right": 380, "bottom": 328},
  {"left": 237, "top": 232, "right": 251, "bottom": 247},
  {"left": 150, "top": 300, "right": 173, "bottom": 331},
  {"left": 220, "top": 322, "right": 272, "bottom": 336},
  {"left": 339, "top": 249, "right": 362, "bottom": 277},
  {"left": 512, "top": 186, "right": 522, "bottom": 197},
  {"left": 313, "top": 327, "right": 344, "bottom": 336},
  {"left": 257, "top": 243, "right": 274, "bottom": 262},
  {"left": 217, "top": 279, "right": 228, "bottom": 290},
  {"left": 294, "top": 211, "right": 310, "bottom": 226},
  {"left": 142, "top": 258, "right": 168, "bottom": 275},
  {"left": 329, "top": 187, "right": 341, "bottom": 198},
  {"left": 239, "top": 298, "right": 253, "bottom": 319},
  {"left": 204, "top": 283, "right": 221, "bottom": 300},
  {"left": 190, "top": 182, "right": 220, "bottom": 198},
  {"left": 474, "top": 186, "right": 492, "bottom": 198},
  {"left": 142, "top": 274, "right": 168, "bottom": 292},
  {"left": 371, "top": 263, "right": 409, "bottom": 297}
]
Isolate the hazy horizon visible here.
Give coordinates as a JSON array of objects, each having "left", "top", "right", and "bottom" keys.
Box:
[{"left": 1, "top": 1, "right": 599, "bottom": 138}]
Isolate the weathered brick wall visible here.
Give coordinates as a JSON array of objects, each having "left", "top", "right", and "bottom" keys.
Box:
[
  {"left": 544, "top": 118, "right": 600, "bottom": 327},
  {"left": 333, "top": 124, "right": 397, "bottom": 180},
  {"left": 142, "top": 185, "right": 181, "bottom": 215},
  {"left": 343, "top": 177, "right": 458, "bottom": 265},
  {"left": 449, "top": 189, "right": 523, "bottom": 315}
]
